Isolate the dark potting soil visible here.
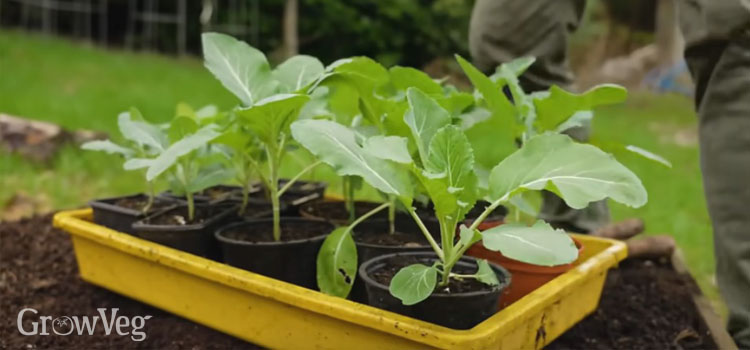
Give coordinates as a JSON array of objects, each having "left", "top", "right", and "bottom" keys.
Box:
[
  {"left": 353, "top": 229, "right": 429, "bottom": 247},
  {"left": 2, "top": 215, "right": 720, "bottom": 349},
  {"left": 1, "top": 215, "right": 257, "bottom": 349},
  {"left": 303, "top": 201, "right": 384, "bottom": 221},
  {"left": 369, "top": 255, "right": 493, "bottom": 294},
  {"left": 221, "top": 220, "right": 331, "bottom": 243},
  {"left": 113, "top": 196, "right": 172, "bottom": 213},
  {"left": 547, "top": 258, "right": 719, "bottom": 350}
]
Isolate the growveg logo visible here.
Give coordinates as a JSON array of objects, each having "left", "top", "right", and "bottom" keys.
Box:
[{"left": 17, "top": 308, "right": 152, "bottom": 341}]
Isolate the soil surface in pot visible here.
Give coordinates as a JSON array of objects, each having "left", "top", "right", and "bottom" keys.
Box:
[
  {"left": 221, "top": 220, "right": 331, "bottom": 242},
  {"left": 354, "top": 231, "right": 427, "bottom": 246},
  {"left": 2, "top": 216, "right": 718, "bottom": 349},
  {"left": 302, "top": 201, "right": 384, "bottom": 222},
  {"left": 113, "top": 196, "right": 173, "bottom": 213},
  {"left": 370, "top": 255, "right": 494, "bottom": 294}
]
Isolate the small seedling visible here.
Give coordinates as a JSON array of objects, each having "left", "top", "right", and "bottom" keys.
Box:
[
  {"left": 202, "top": 32, "right": 327, "bottom": 240},
  {"left": 81, "top": 108, "right": 168, "bottom": 213}
]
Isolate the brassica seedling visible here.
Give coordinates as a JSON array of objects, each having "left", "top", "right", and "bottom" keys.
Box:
[
  {"left": 456, "top": 55, "right": 672, "bottom": 168},
  {"left": 126, "top": 108, "right": 227, "bottom": 222},
  {"left": 81, "top": 108, "right": 168, "bottom": 213},
  {"left": 202, "top": 32, "right": 326, "bottom": 240},
  {"left": 292, "top": 87, "right": 647, "bottom": 304}
]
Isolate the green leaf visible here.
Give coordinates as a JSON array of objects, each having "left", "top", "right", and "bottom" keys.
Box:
[
  {"left": 123, "top": 158, "right": 153, "bottom": 171},
  {"left": 437, "top": 92, "right": 475, "bottom": 117},
  {"left": 118, "top": 111, "right": 166, "bottom": 151},
  {"left": 488, "top": 133, "right": 647, "bottom": 209},
  {"left": 508, "top": 193, "right": 539, "bottom": 217},
  {"left": 474, "top": 259, "right": 499, "bottom": 285},
  {"left": 363, "top": 135, "right": 412, "bottom": 164},
  {"left": 534, "top": 84, "right": 627, "bottom": 132},
  {"left": 455, "top": 55, "right": 516, "bottom": 151},
  {"left": 236, "top": 94, "right": 310, "bottom": 146},
  {"left": 390, "top": 66, "right": 442, "bottom": 95},
  {"left": 555, "top": 111, "right": 593, "bottom": 133},
  {"left": 317, "top": 227, "right": 357, "bottom": 297},
  {"left": 274, "top": 55, "right": 325, "bottom": 92},
  {"left": 458, "top": 225, "right": 482, "bottom": 248},
  {"left": 169, "top": 104, "right": 200, "bottom": 143},
  {"left": 459, "top": 107, "right": 492, "bottom": 130},
  {"left": 489, "top": 57, "right": 536, "bottom": 84},
  {"left": 455, "top": 54, "right": 515, "bottom": 121},
  {"left": 186, "top": 167, "right": 233, "bottom": 193},
  {"left": 404, "top": 88, "right": 451, "bottom": 162},
  {"left": 212, "top": 129, "right": 248, "bottom": 151},
  {"left": 422, "top": 125, "right": 478, "bottom": 221},
  {"left": 625, "top": 145, "right": 672, "bottom": 168},
  {"left": 146, "top": 125, "right": 221, "bottom": 181},
  {"left": 81, "top": 140, "right": 134, "bottom": 157},
  {"left": 329, "top": 56, "right": 389, "bottom": 90},
  {"left": 389, "top": 264, "right": 437, "bottom": 305},
  {"left": 481, "top": 220, "right": 578, "bottom": 266},
  {"left": 290, "top": 119, "right": 412, "bottom": 198},
  {"left": 202, "top": 32, "right": 276, "bottom": 106}
]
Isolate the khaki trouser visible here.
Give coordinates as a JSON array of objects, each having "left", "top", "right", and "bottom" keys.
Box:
[
  {"left": 469, "top": 0, "right": 609, "bottom": 233},
  {"left": 470, "top": 0, "right": 750, "bottom": 347},
  {"left": 678, "top": 0, "right": 750, "bottom": 347}
]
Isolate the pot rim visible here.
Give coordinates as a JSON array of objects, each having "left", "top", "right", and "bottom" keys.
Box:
[
  {"left": 215, "top": 217, "right": 333, "bottom": 246},
  {"left": 90, "top": 193, "right": 176, "bottom": 217},
  {"left": 358, "top": 251, "right": 511, "bottom": 299}
]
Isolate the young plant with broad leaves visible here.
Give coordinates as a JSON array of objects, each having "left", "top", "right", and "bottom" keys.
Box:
[
  {"left": 123, "top": 105, "right": 229, "bottom": 222},
  {"left": 455, "top": 55, "right": 672, "bottom": 168},
  {"left": 202, "top": 32, "right": 327, "bottom": 240},
  {"left": 81, "top": 108, "right": 168, "bottom": 213},
  {"left": 292, "top": 87, "right": 647, "bottom": 304}
]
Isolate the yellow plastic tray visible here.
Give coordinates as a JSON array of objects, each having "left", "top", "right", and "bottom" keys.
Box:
[{"left": 53, "top": 208, "right": 627, "bottom": 349}]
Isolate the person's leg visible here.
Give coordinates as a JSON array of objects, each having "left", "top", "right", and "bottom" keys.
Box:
[
  {"left": 469, "top": 0, "right": 608, "bottom": 233},
  {"left": 683, "top": 28, "right": 750, "bottom": 348}
]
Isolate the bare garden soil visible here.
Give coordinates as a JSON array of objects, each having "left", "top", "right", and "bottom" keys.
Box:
[{"left": 1, "top": 215, "right": 718, "bottom": 349}]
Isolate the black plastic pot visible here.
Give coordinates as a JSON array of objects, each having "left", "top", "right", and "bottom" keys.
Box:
[
  {"left": 347, "top": 218, "right": 442, "bottom": 302},
  {"left": 352, "top": 218, "right": 442, "bottom": 263},
  {"left": 215, "top": 218, "right": 334, "bottom": 289},
  {"left": 359, "top": 252, "right": 511, "bottom": 329},
  {"left": 90, "top": 193, "right": 177, "bottom": 234},
  {"left": 132, "top": 204, "right": 237, "bottom": 259}
]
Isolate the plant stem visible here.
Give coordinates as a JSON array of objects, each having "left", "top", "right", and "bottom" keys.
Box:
[
  {"left": 240, "top": 181, "right": 249, "bottom": 215},
  {"left": 467, "top": 197, "right": 506, "bottom": 232},
  {"left": 143, "top": 180, "right": 155, "bottom": 214},
  {"left": 347, "top": 202, "right": 390, "bottom": 232},
  {"left": 388, "top": 196, "right": 396, "bottom": 234},
  {"left": 438, "top": 218, "right": 454, "bottom": 286},
  {"left": 266, "top": 147, "right": 282, "bottom": 241},
  {"left": 186, "top": 191, "right": 195, "bottom": 222},
  {"left": 277, "top": 160, "right": 322, "bottom": 197},
  {"left": 407, "top": 207, "right": 444, "bottom": 260}
]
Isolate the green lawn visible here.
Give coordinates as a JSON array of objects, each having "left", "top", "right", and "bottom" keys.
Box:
[{"left": 0, "top": 30, "right": 719, "bottom": 308}]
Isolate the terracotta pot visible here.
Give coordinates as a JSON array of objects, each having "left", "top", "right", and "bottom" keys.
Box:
[{"left": 466, "top": 236, "right": 584, "bottom": 309}]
